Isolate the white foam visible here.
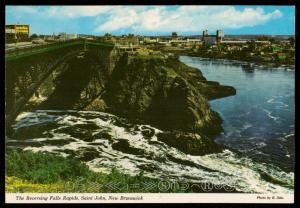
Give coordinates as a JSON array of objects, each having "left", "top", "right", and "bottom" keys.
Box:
[
  {"left": 263, "top": 109, "right": 280, "bottom": 122},
  {"left": 10, "top": 110, "right": 294, "bottom": 194}
]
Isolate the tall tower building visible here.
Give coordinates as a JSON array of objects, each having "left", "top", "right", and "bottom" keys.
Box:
[
  {"left": 171, "top": 32, "right": 178, "bottom": 40},
  {"left": 216, "top": 30, "right": 224, "bottom": 42}
]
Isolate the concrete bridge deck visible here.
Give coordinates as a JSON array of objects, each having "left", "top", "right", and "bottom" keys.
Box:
[{"left": 5, "top": 39, "right": 115, "bottom": 61}]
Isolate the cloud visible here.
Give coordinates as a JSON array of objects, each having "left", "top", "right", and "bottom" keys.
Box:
[
  {"left": 7, "top": 6, "right": 114, "bottom": 19},
  {"left": 209, "top": 7, "right": 283, "bottom": 29},
  {"left": 95, "top": 7, "right": 139, "bottom": 31},
  {"left": 6, "top": 6, "right": 283, "bottom": 34},
  {"left": 93, "top": 6, "right": 283, "bottom": 34}
]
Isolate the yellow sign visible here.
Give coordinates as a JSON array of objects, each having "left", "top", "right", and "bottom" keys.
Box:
[{"left": 6, "top": 24, "right": 29, "bottom": 35}]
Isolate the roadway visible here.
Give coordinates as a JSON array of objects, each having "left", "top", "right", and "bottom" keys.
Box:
[{"left": 5, "top": 41, "right": 50, "bottom": 52}]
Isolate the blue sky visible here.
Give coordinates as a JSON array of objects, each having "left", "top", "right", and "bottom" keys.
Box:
[{"left": 5, "top": 6, "right": 295, "bottom": 36}]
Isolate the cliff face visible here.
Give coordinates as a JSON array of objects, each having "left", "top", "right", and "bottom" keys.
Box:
[
  {"left": 29, "top": 51, "right": 235, "bottom": 155},
  {"left": 101, "top": 55, "right": 235, "bottom": 136}
]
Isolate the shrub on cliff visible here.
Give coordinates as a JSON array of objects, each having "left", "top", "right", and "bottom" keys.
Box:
[
  {"left": 5, "top": 150, "right": 181, "bottom": 193},
  {"left": 6, "top": 149, "right": 90, "bottom": 183}
]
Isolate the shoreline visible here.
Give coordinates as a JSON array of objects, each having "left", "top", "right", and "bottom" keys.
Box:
[
  {"left": 184, "top": 55, "right": 295, "bottom": 70},
  {"left": 164, "top": 50, "right": 295, "bottom": 70}
]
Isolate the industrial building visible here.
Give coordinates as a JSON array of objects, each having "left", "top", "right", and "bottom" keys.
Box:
[
  {"left": 202, "top": 29, "right": 224, "bottom": 46},
  {"left": 5, "top": 24, "right": 30, "bottom": 43},
  {"left": 216, "top": 30, "right": 224, "bottom": 39},
  {"left": 171, "top": 32, "right": 178, "bottom": 40},
  {"left": 58, "top": 32, "right": 78, "bottom": 41}
]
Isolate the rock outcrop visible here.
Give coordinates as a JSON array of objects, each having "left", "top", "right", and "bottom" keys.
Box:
[
  {"left": 156, "top": 131, "right": 225, "bottom": 155},
  {"left": 25, "top": 52, "right": 236, "bottom": 155},
  {"left": 101, "top": 54, "right": 235, "bottom": 136}
]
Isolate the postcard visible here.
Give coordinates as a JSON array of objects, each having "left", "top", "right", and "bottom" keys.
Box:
[{"left": 5, "top": 5, "right": 295, "bottom": 204}]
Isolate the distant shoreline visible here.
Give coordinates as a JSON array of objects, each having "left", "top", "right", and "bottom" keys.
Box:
[
  {"left": 162, "top": 49, "right": 295, "bottom": 69},
  {"left": 179, "top": 54, "right": 295, "bottom": 70}
]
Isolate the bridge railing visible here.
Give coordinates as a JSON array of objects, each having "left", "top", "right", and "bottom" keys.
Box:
[{"left": 5, "top": 39, "right": 115, "bottom": 61}]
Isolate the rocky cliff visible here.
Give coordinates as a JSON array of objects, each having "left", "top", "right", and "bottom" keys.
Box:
[
  {"left": 28, "top": 51, "right": 236, "bottom": 155},
  {"left": 101, "top": 54, "right": 235, "bottom": 136}
]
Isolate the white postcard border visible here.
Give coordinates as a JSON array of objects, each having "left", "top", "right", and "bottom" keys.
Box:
[{"left": 6, "top": 193, "right": 294, "bottom": 204}]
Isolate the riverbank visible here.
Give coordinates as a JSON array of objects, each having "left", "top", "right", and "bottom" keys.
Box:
[
  {"left": 161, "top": 49, "right": 295, "bottom": 69},
  {"left": 187, "top": 53, "right": 295, "bottom": 69}
]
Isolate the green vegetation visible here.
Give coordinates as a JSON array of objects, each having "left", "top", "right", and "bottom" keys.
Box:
[
  {"left": 30, "top": 34, "right": 38, "bottom": 40},
  {"left": 197, "top": 41, "right": 294, "bottom": 66},
  {"left": 5, "top": 150, "right": 184, "bottom": 193},
  {"left": 6, "top": 150, "right": 90, "bottom": 184},
  {"left": 165, "top": 68, "right": 178, "bottom": 78}
]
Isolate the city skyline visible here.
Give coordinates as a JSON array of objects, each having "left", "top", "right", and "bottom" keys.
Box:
[{"left": 6, "top": 5, "right": 295, "bottom": 36}]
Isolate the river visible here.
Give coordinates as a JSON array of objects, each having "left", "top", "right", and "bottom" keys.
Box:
[
  {"left": 6, "top": 56, "right": 295, "bottom": 194},
  {"left": 180, "top": 56, "right": 295, "bottom": 173}
]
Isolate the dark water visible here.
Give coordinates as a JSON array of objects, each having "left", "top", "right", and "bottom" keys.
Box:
[
  {"left": 6, "top": 57, "right": 295, "bottom": 194},
  {"left": 180, "top": 56, "right": 295, "bottom": 173}
]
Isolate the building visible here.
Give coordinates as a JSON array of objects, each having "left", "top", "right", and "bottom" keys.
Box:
[
  {"left": 78, "top": 34, "right": 96, "bottom": 40},
  {"left": 202, "top": 30, "right": 225, "bottom": 46},
  {"left": 43, "top": 34, "right": 56, "bottom": 41},
  {"left": 5, "top": 24, "right": 30, "bottom": 43},
  {"left": 116, "top": 36, "right": 140, "bottom": 46},
  {"left": 216, "top": 30, "right": 224, "bottom": 40},
  {"left": 58, "top": 32, "right": 78, "bottom": 41},
  {"left": 6, "top": 24, "right": 29, "bottom": 35},
  {"left": 221, "top": 40, "right": 247, "bottom": 44},
  {"left": 187, "top": 38, "right": 202, "bottom": 42},
  {"left": 143, "top": 37, "right": 159, "bottom": 44},
  {"left": 255, "top": 41, "right": 271, "bottom": 44},
  {"left": 66, "top": 34, "right": 78, "bottom": 40},
  {"left": 202, "top": 36, "right": 217, "bottom": 46},
  {"left": 5, "top": 28, "right": 16, "bottom": 43},
  {"left": 172, "top": 32, "right": 178, "bottom": 40}
]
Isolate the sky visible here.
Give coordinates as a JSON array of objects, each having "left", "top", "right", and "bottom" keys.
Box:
[{"left": 5, "top": 5, "right": 295, "bottom": 36}]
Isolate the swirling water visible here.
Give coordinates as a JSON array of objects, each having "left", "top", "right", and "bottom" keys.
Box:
[
  {"left": 180, "top": 56, "right": 295, "bottom": 172},
  {"left": 6, "top": 57, "right": 294, "bottom": 194}
]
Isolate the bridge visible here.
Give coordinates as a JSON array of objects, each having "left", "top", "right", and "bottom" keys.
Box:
[
  {"left": 114, "top": 43, "right": 142, "bottom": 52},
  {"left": 5, "top": 39, "right": 118, "bottom": 128},
  {"left": 6, "top": 39, "right": 115, "bottom": 61}
]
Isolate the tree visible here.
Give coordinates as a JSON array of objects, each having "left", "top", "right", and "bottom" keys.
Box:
[
  {"left": 247, "top": 41, "right": 256, "bottom": 51},
  {"left": 127, "top": 33, "right": 134, "bottom": 38},
  {"left": 269, "top": 38, "right": 278, "bottom": 44},
  {"left": 288, "top": 37, "right": 295, "bottom": 45},
  {"left": 257, "top": 35, "right": 269, "bottom": 41},
  {"left": 30, "top": 34, "right": 38, "bottom": 39}
]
